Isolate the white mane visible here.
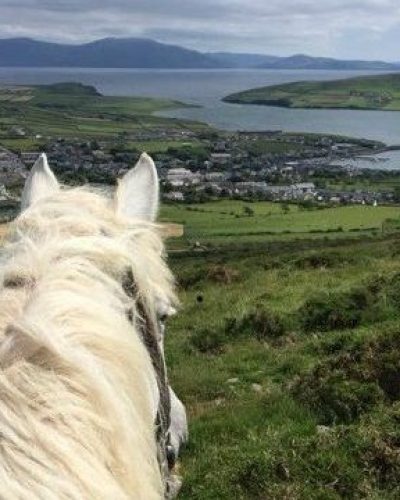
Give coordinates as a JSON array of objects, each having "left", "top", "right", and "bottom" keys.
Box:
[{"left": 0, "top": 156, "right": 178, "bottom": 498}]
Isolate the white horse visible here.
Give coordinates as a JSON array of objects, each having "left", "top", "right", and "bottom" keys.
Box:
[{"left": 0, "top": 153, "right": 187, "bottom": 499}]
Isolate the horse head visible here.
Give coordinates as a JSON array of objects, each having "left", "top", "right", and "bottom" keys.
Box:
[{"left": 0, "top": 152, "right": 187, "bottom": 498}]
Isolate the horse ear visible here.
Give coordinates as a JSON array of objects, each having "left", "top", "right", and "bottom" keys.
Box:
[
  {"left": 115, "top": 152, "right": 159, "bottom": 221},
  {"left": 21, "top": 153, "right": 59, "bottom": 211}
]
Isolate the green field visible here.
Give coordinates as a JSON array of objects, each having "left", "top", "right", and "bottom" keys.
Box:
[
  {"left": 162, "top": 204, "right": 400, "bottom": 498},
  {"left": 223, "top": 73, "right": 400, "bottom": 111},
  {"left": 0, "top": 82, "right": 206, "bottom": 151},
  {"left": 160, "top": 200, "right": 400, "bottom": 248}
]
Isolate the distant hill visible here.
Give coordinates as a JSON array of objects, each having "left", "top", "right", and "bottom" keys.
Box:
[
  {"left": 258, "top": 54, "right": 399, "bottom": 71},
  {"left": 208, "top": 52, "right": 399, "bottom": 71},
  {"left": 223, "top": 73, "right": 400, "bottom": 111},
  {"left": 206, "top": 52, "right": 281, "bottom": 68},
  {"left": 0, "top": 37, "right": 219, "bottom": 68},
  {"left": 0, "top": 37, "right": 398, "bottom": 70}
]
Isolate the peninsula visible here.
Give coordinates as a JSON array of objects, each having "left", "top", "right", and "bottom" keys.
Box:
[{"left": 223, "top": 73, "right": 400, "bottom": 111}]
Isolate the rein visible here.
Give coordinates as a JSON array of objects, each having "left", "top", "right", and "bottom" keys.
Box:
[{"left": 122, "top": 269, "right": 176, "bottom": 499}]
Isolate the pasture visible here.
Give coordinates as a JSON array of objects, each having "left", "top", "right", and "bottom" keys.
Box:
[
  {"left": 159, "top": 201, "right": 400, "bottom": 498},
  {"left": 0, "top": 82, "right": 206, "bottom": 151},
  {"left": 165, "top": 235, "right": 400, "bottom": 499},
  {"left": 160, "top": 200, "right": 400, "bottom": 248}
]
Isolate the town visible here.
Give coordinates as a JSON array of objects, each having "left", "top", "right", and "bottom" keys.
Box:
[{"left": 0, "top": 129, "right": 399, "bottom": 216}]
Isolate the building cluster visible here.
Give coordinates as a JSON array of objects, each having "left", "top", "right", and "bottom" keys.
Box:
[
  {"left": 163, "top": 164, "right": 390, "bottom": 205},
  {"left": 0, "top": 147, "right": 28, "bottom": 187},
  {"left": 0, "top": 130, "right": 395, "bottom": 208}
]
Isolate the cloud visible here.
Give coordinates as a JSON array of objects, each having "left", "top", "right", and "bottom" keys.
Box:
[{"left": 0, "top": 0, "right": 399, "bottom": 59}]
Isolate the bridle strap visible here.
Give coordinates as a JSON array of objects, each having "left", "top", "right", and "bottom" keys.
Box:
[
  {"left": 136, "top": 297, "right": 171, "bottom": 434},
  {"left": 122, "top": 269, "right": 173, "bottom": 497}
]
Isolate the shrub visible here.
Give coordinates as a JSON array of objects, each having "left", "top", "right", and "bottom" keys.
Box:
[
  {"left": 373, "top": 332, "right": 400, "bottom": 401},
  {"left": 292, "top": 330, "right": 400, "bottom": 424},
  {"left": 300, "top": 292, "right": 360, "bottom": 332},
  {"left": 299, "top": 286, "right": 378, "bottom": 333},
  {"left": 385, "top": 272, "right": 400, "bottom": 307},
  {"left": 190, "top": 327, "right": 227, "bottom": 354},
  {"left": 292, "top": 352, "right": 384, "bottom": 424},
  {"left": 226, "top": 308, "right": 287, "bottom": 341},
  {"left": 361, "top": 410, "right": 400, "bottom": 487}
]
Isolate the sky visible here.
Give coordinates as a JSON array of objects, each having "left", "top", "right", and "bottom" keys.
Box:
[{"left": 0, "top": 0, "right": 399, "bottom": 60}]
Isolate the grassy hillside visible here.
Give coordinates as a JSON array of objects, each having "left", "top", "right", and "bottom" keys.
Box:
[
  {"left": 166, "top": 236, "right": 400, "bottom": 499},
  {"left": 223, "top": 73, "right": 400, "bottom": 111},
  {"left": 161, "top": 204, "right": 400, "bottom": 498},
  {"left": 0, "top": 82, "right": 204, "bottom": 150}
]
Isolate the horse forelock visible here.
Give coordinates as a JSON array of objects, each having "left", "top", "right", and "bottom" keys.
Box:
[{"left": 0, "top": 187, "right": 176, "bottom": 499}]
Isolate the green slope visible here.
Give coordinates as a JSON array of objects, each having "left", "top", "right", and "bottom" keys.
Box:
[
  {"left": 160, "top": 203, "right": 400, "bottom": 498},
  {"left": 223, "top": 73, "right": 400, "bottom": 111},
  {"left": 0, "top": 82, "right": 204, "bottom": 150}
]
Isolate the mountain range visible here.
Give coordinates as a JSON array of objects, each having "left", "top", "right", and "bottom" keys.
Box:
[{"left": 0, "top": 37, "right": 398, "bottom": 71}]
